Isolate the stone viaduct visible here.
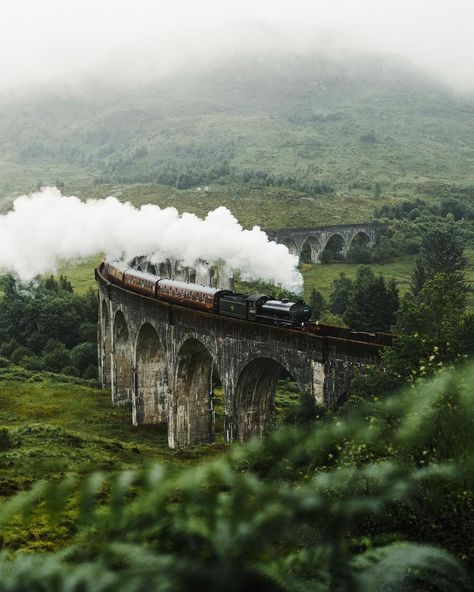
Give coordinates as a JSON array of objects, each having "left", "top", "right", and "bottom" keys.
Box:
[
  {"left": 266, "top": 223, "right": 384, "bottom": 263},
  {"left": 97, "top": 265, "right": 388, "bottom": 449}
]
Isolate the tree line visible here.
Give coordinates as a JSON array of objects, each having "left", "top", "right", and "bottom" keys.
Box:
[{"left": 0, "top": 276, "right": 98, "bottom": 379}]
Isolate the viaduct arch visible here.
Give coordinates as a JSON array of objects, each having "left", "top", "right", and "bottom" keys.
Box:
[
  {"left": 268, "top": 223, "right": 383, "bottom": 263},
  {"left": 97, "top": 266, "right": 387, "bottom": 448}
]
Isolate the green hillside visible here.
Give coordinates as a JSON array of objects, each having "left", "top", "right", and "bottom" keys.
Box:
[{"left": 0, "top": 51, "right": 473, "bottom": 216}]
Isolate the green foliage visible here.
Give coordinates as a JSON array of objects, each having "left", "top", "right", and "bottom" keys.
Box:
[
  {"left": 70, "top": 343, "right": 97, "bottom": 375},
  {"left": 309, "top": 288, "right": 325, "bottom": 320},
  {"left": 350, "top": 334, "right": 431, "bottom": 398},
  {"left": 395, "top": 227, "right": 471, "bottom": 359},
  {"left": 42, "top": 339, "right": 70, "bottom": 373},
  {"left": 83, "top": 364, "right": 98, "bottom": 380},
  {"left": 397, "top": 274, "right": 466, "bottom": 345},
  {"left": 342, "top": 266, "right": 399, "bottom": 332},
  {"left": 355, "top": 543, "right": 472, "bottom": 592},
  {"left": 10, "top": 346, "right": 34, "bottom": 364},
  {"left": 329, "top": 273, "right": 353, "bottom": 316},
  {"left": 0, "top": 427, "right": 13, "bottom": 451},
  {"left": 409, "top": 256, "right": 426, "bottom": 295},
  {"left": 418, "top": 226, "right": 468, "bottom": 292},
  {"left": 1, "top": 364, "right": 474, "bottom": 588},
  {"left": 0, "top": 276, "right": 97, "bottom": 375}
]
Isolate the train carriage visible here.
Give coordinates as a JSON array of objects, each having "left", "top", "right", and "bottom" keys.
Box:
[
  {"left": 156, "top": 279, "right": 230, "bottom": 313},
  {"left": 123, "top": 269, "right": 158, "bottom": 297},
  {"left": 104, "top": 260, "right": 129, "bottom": 285}
]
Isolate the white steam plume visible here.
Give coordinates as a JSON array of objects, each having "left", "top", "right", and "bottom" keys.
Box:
[{"left": 0, "top": 187, "right": 303, "bottom": 291}]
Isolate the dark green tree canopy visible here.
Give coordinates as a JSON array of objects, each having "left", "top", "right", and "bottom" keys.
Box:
[
  {"left": 0, "top": 275, "right": 97, "bottom": 377},
  {"left": 329, "top": 272, "right": 353, "bottom": 317},
  {"left": 343, "top": 266, "right": 399, "bottom": 332},
  {"left": 418, "top": 226, "right": 467, "bottom": 292}
]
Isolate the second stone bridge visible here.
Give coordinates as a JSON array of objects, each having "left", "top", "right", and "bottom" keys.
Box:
[
  {"left": 267, "top": 223, "right": 384, "bottom": 262},
  {"left": 97, "top": 266, "right": 386, "bottom": 448}
]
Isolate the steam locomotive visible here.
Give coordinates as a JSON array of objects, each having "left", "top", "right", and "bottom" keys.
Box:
[{"left": 103, "top": 260, "right": 312, "bottom": 328}]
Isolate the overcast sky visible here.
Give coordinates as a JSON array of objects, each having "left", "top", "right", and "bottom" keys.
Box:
[{"left": 1, "top": 0, "right": 473, "bottom": 92}]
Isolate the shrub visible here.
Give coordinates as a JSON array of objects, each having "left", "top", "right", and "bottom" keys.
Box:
[
  {"left": 61, "top": 365, "right": 80, "bottom": 377},
  {"left": 40, "top": 339, "right": 71, "bottom": 373},
  {"left": 21, "top": 355, "right": 44, "bottom": 371},
  {"left": 10, "top": 346, "right": 34, "bottom": 364},
  {"left": 0, "top": 427, "right": 13, "bottom": 451},
  {"left": 70, "top": 343, "right": 97, "bottom": 374},
  {"left": 82, "top": 364, "right": 98, "bottom": 380}
]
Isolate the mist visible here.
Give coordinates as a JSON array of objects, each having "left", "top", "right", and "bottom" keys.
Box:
[
  {"left": 1, "top": 0, "right": 473, "bottom": 94},
  {"left": 0, "top": 187, "right": 302, "bottom": 291}
]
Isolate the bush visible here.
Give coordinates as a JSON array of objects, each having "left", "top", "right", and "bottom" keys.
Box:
[
  {"left": 10, "top": 346, "right": 34, "bottom": 364},
  {"left": 78, "top": 322, "right": 97, "bottom": 343},
  {"left": 0, "top": 427, "right": 13, "bottom": 451},
  {"left": 70, "top": 343, "right": 97, "bottom": 374},
  {"left": 21, "top": 355, "right": 44, "bottom": 371},
  {"left": 61, "top": 365, "right": 80, "bottom": 377},
  {"left": 0, "top": 356, "right": 9, "bottom": 368},
  {"left": 82, "top": 364, "right": 98, "bottom": 380},
  {"left": 346, "top": 244, "right": 373, "bottom": 263},
  {"left": 42, "top": 341, "right": 70, "bottom": 373}
]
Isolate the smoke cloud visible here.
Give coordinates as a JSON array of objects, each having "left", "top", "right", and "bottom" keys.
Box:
[{"left": 0, "top": 187, "right": 302, "bottom": 291}]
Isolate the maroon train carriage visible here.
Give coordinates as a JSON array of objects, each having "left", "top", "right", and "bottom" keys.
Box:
[
  {"left": 156, "top": 278, "right": 230, "bottom": 313},
  {"left": 123, "top": 269, "right": 158, "bottom": 297},
  {"left": 104, "top": 260, "right": 129, "bottom": 285}
]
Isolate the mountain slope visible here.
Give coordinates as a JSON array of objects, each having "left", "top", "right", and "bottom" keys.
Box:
[{"left": 0, "top": 51, "right": 473, "bottom": 204}]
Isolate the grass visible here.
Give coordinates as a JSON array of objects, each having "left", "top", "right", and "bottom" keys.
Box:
[
  {"left": 0, "top": 367, "right": 302, "bottom": 551},
  {"left": 302, "top": 249, "right": 474, "bottom": 310},
  {"left": 0, "top": 371, "right": 230, "bottom": 550},
  {"left": 70, "top": 181, "right": 389, "bottom": 229},
  {"left": 58, "top": 255, "right": 102, "bottom": 294},
  {"left": 301, "top": 256, "right": 415, "bottom": 302}
]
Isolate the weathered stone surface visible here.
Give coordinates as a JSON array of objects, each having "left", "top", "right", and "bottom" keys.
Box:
[
  {"left": 267, "top": 223, "right": 384, "bottom": 263},
  {"left": 97, "top": 269, "right": 384, "bottom": 448}
]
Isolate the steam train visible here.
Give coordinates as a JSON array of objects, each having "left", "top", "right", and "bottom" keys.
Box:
[{"left": 102, "top": 259, "right": 312, "bottom": 328}]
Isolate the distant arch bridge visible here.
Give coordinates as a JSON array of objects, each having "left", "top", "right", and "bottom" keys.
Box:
[{"left": 266, "top": 223, "right": 384, "bottom": 263}]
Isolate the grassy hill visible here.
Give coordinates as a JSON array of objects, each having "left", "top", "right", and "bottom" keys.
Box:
[{"left": 0, "top": 51, "right": 473, "bottom": 215}]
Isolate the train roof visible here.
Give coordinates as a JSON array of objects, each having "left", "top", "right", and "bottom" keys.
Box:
[
  {"left": 157, "top": 278, "right": 225, "bottom": 296},
  {"left": 106, "top": 260, "right": 129, "bottom": 273},
  {"left": 123, "top": 268, "right": 159, "bottom": 283}
]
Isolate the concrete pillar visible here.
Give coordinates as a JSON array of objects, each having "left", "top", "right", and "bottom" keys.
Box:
[
  {"left": 171, "top": 340, "right": 214, "bottom": 447},
  {"left": 134, "top": 323, "right": 169, "bottom": 425},
  {"left": 112, "top": 310, "right": 133, "bottom": 406},
  {"left": 233, "top": 358, "right": 282, "bottom": 441},
  {"left": 100, "top": 299, "right": 112, "bottom": 389}
]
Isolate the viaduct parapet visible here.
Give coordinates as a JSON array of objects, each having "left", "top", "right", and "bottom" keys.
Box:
[
  {"left": 97, "top": 266, "right": 387, "bottom": 448},
  {"left": 267, "top": 223, "right": 384, "bottom": 263}
]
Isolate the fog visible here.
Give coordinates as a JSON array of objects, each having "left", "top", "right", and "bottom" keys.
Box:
[{"left": 1, "top": 0, "right": 473, "bottom": 93}]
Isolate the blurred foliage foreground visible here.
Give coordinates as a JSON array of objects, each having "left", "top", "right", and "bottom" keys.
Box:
[{"left": 1, "top": 364, "right": 474, "bottom": 590}]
